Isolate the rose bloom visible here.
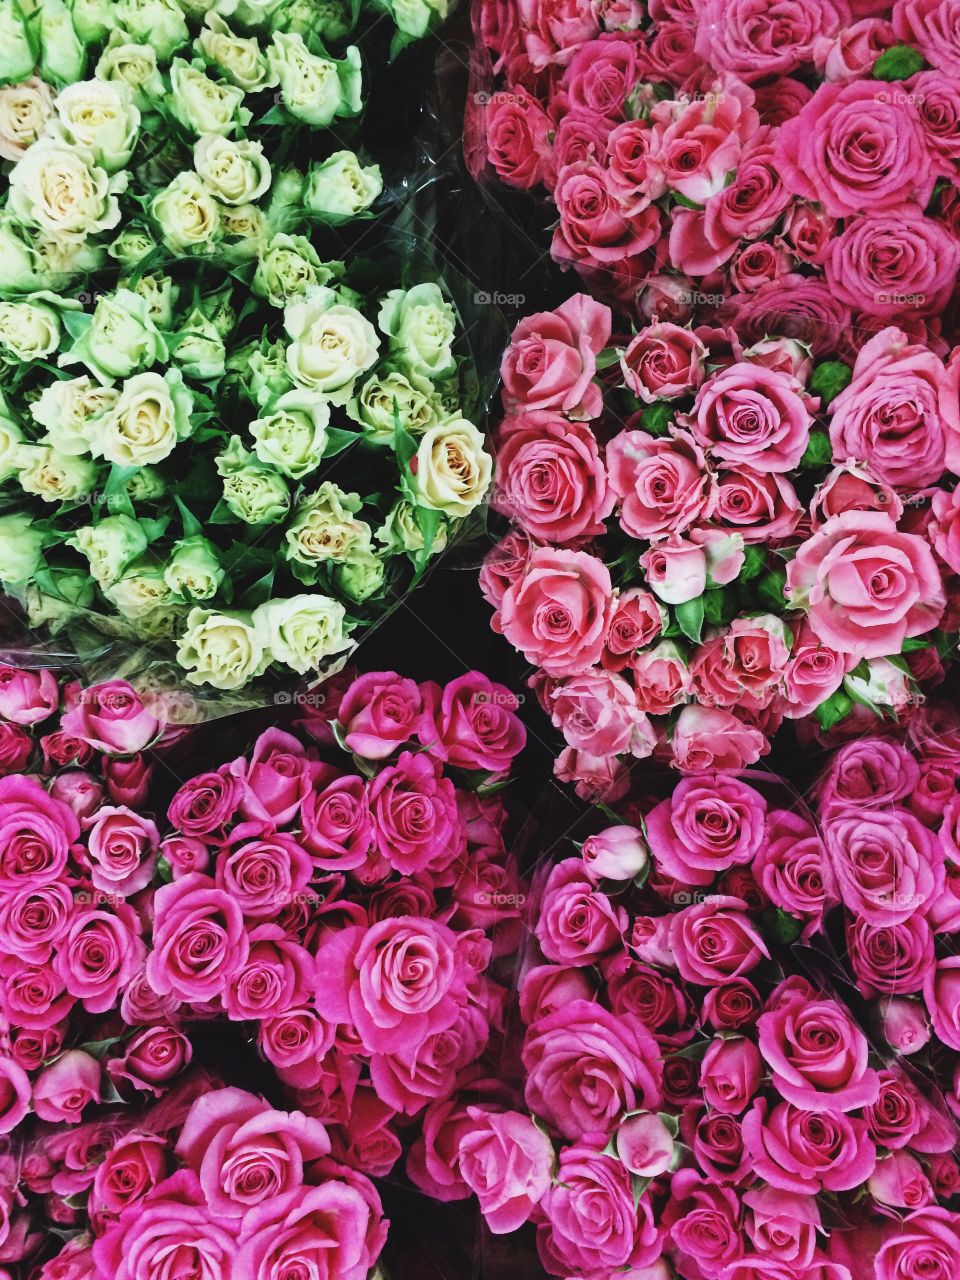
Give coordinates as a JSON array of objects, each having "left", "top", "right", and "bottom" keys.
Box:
[
  {"left": 649, "top": 81, "right": 758, "bottom": 205},
  {"left": 894, "top": 0, "right": 960, "bottom": 75},
  {"left": 822, "top": 806, "right": 943, "bottom": 926},
  {"left": 551, "top": 161, "right": 662, "bottom": 273},
  {"left": 671, "top": 705, "right": 767, "bottom": 772},
  {"left": 742, "top": 1097, "right": 877, "bottom": 1194},
  {"left": 536, "top": 858, "right": 627, "bottom": 965},
  {"left": 754, "top": 808, "right": 830, "bottom": 925},
  {"left": 485, "top": 88, "right": 552, "bottom": 189},
  {"left": 700, "top": 1036, "right": 763, "bottom": 1115},
  {"left": 620, "top": 323, "right": 706, "bottom": 402},
  {"left": 669, "top": 896, "right": 769, "bottom": 985},
  {"left": 167, "top": 768, "right": 243, "bottom": 839},
  {"left": 458, "top": 1109, "right": 554, "bottom": 1234},
  {"left": 500, "top": 292, "right": 611, "bottom": 419},
  {"left": 60, "top": 679, "right": 159, "bottom": 753},
  {"left": 713, "top": 466, "right": 802, "bottom": 544},
  {"left": 645, "top": 774, "right": 766, "bottom": 887},
  {"left": 424, "top": 671, "right": 525, "bottom": 774},
  {"left": 687, "top": 361, "right": 811, "bottom": 473},
  {"left": 873, "top": 1207, "right": 960, "bottom": 1280},
  {"left": 0, "top": 775, "right": 78, "bottom": 888},
  {"left": 493, "top": 412, "right": 614, "bottom": 542},
  {"left": 816, "top": 737, "right": 920, "bottom": 811},
  {"left": 786, "top": 511, "right": 945, "bottom": 659},
  {"left": 848, "top": 916, "right": 934, "bottom": 997},
  {"left": 631, "top": 640, "right": 690, "bottom": 716},
  {"left": 368, "top": 750, "right": 464, "bottom": 877},
  {"left": 663, "top": 1169, "right": 741, "bottom": 1274},
  {"left": 606, "top": 427, "right": 715, "bottom": 538},
  {"left": 497, "top": 547, "right": 612, "bottom": 677},
  {"left": 602, "top": 588, "right": 664, "bottom": 670},
  {"left": 547, "top": 669, "right": 656, "bottom": 759},
  {"left": 146, "top": 873, "right": 249, "bottom": 1003},
  {"left": 0, "top": 665, "right": 58, "bottom": 725},
  {"left": 696, "top": 0, "right": 848, "bottom": 80},
  {"left": 923, "top": 956, "right": 960, "bottom": 1051}
]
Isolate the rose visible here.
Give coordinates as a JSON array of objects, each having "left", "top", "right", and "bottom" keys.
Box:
[
  {"left": 267, "top": 32, "right": 361, "bottom": 126},
  {"left": 894, "top": 0, "right": 960, "bottom": 73},
  {"left": 500, "top": 293, "right": 611, "bottom": 419},
  {"left": 163, "top": 537, "right": 225, "bottom": 603},
  {"left": 828, "top": 326, "right": 955, "bottom": 489},
  {"left": 0, "top": 665, "right": 58, "bottom": 725},
  {"left": 602, "top": 589, "right": 664, "bottom": 670},
  {"left": 168, "top": 768, "right": 243, "bottom": 838},
  {"left": 688, "top": 361, "right": 811, "bottom": 473},
  {"left": 314, "top": 916, "right": 466, "bottom": 1056},
  {"left": 620, "top": 323, "right": 706, "bottom": 403},
  {"left": 757, "top": 988, "right": 880, "bottom": 1111},
  {"left": 337, "top": 671, "right": 425, "bottom": 759},
  {"left": 704, "top": 979, "right": 762, "bottom": 1031},
  {"left": 55, "top": 905, "right": 145, "bottom": 1013},
  {"left": 412, "top": 417, "right": 491, "bottom": 517},
  {"left": 696, "top": 0, "right": 848, "bottom": 79},
  {"left": 607, "top": 427, "right": 714, "bottom": 539},
  {"left": 0, "top": 775, "right": 78, "bottom": 888},
  {"left": 582, "top": 825, "right": 649, "bottom": 882},
  {"left": 33, "top": 1051, "right": 100, "bottom": 1124},
  {"left": 539, "top": 1145, "right": 661, "bottom": 1277},
  {"left": 89, "top": 1132, "right": 169, "bottom": 1231},
  {"left": 754, "top": 809, "right": 829, "bottom": 924},
  {"left": 92, "top": 370, "right": 193, "bottom": 468},
  {"left": 236, "top": 1178, "right": 383, "bottom": 1280},
  {"left": 284, "top": 288, "right": 380, "bottom": 401},
  {"left": 523, "top": 999, "right": 662, "bottom": 1139},
  {"left": 87, "top": 807, "right": 159, "bottom": 897},
  {"left": 873, "top": 1208, "right": 960, "bottom": 1280},
  {"left": 665, "top": 1170, "right": 741, "bottom": 1274},
  {"left": 484, "top": 88, "right": 552, "bottom": 189},
  {"left": 692, "top": 615, "right": 791, "bottom": 710},
  {"left": 498, "top": 548, "right": 612, "bottom": 677},
  {"left": 299, "top": 776, "right": 371, "bottom": 871},
  {"left": 0, "top": 1058, "right": 30, "bottom": 1134},
  {"left": 866, "top": 1072, "right": 923, "bottom": 1151},
  {"left": 923, "top": 957, "right": 960, "bottom": 1051},
  {"left": 368, "top": 751, "right": 464, "bottom": 876},
  {"left": 150, "top": 171, "right": 221, "bottom": 252},
  {"left": 822, "top": 807, "right": 942, "bottom": 926},
  {"left": 646, "top": 775, "right": 766, "bottom": 887},
  {"left": 108, "top": 1025, "right": 192, "bottom": 1094},
  {"left": 215, "top": 831, "right": 312, "bottom": 919},
  {"left": 713, "top": 466, "right": 802, "bottom": 544},
  {"left": 617, "top": 1112, "right": 675, "bottom": 1177},
  {"left": 536, "top": 859, "right": 627, "bottom": 966},
  {"left": 700, "top": 1036, "right": 763, "bottom": 1115},
  {"left": 8, "top": 139, "right": 122, "bottom": 241},
  {"left": 817, "top": 737, "right": 920, "bottom": 813},
  {"left": 786, "top": 512, "right": 945, "bottom": 659},
  {"left": 669, "top": 897, "right": 769, "bottom": 985},
  {"left": 671, "top": 705, "right": 767, "bottom": 772},
  {"left": 493, "top": 413, "right": 613, "bottom": 543},
  {"left": 0, "top": 513, "right": 43, "bottom": 585},
  {"left": 458, "top": 1109, "right": 553, "bottom": 1233},
  {"left": 650, "top": 83, "right": 758, "bottom": 204},
  {"left": 881, "top": 999, "right": 931, "bottom": 1055},
  {"left": 176, "top": 608, "right": 270, "bottom": 691},
  {"left": 378, "top": 282, "right": 455, "bottom": 380},
  {"left": 0, "top": 77, "right": 54, "bottom": 161},
  {"left": 742, "top": 1097, "right": 877, "bottom": 1194},
  {"left": 546, "top": 669, "right": 655, "bottom": 758},
  {"left": 551, "top": 161, "right": 661, "bottom": 271},
  {"left": 639, "top": 535, "right": 706, "bottom": 605},
  {"left": 146, "top": 873, "right": 249, "bottom": 1003},
  {"left": 424, "top": 672, "right": 525, "bottom": 773},
  {"left": 231, "top": 727, "right": 311, "bottom": 829}
]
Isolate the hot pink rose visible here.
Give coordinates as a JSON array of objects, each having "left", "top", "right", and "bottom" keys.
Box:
[
  {"left": 755, "top": 809, "right": 829, "bottom": 925},
  {"left": 0, "top": 721, "right": 31, "bottom": 776},
  {"left": 458, "top": 1109, "right": 553, "bottom": 1234},
  {"left": 817, "top": 737, "right": 919, "bottom": 811},
  {"left": 696, "top": 0, "right": 848, "bottom": 80},
  {"left": 787, "top": 512, "right": 945, "bottom": 659},
  {"left": 620, "top": 323, "right": 706, "bottom": 402},
  {"left": 848, "top": 917, "right": 934, "bottom": 997},
  {"left": 743, "top": 1186, "right": 821, "bottom": 1268},
  {"left": 232, "top": 728, "right": 311, "bottom": 827},
  {"left": 107, "top": 1025, "right": 192, "bottom": 1095},
  {"left": 0, "top": 1058, "right": 30, "bottom": 1134},
  {"left": 498, "top": 547, "right": 612, "bottom": 677},
  {"left": 924, "top": 956, "right": 960, "bottom": 1050},
  {"left": 87, "top": 806, "right": 159, "bottom": 897},
  {"left": 33, "top": 1051, "right": 100, "bottom": 1124},
  {"left": 59, "top": 680, "right": 158, "bottom": 754},
  {"left": 646, "top": 774, "right": 766, "bottom": 887},
  {"left": 214, "top": 830, "right": 313, "bottom": 919},
  {"left": 872, "top": 1207, "right": 960, "bottom": 1280},
  {"left": 89, "top": 1132, "right": 169, "bottom": 1230},
  {"left": 689, "top": 361, "right": 812, "bottom": 472},
  {"left": 881, "top": 998, "right": 931, "bottom": 1055},
  {"left": 500, "top": 293, "right": 611, "bottom": 419},
  {"left": 0, "top": 665, "right": 58, "bottom": 725},
  {"left": 493, "top": 413, "right": 613, "bottom": 542},
  {"left": 368, "top": 750, "right": 464, "bottom": 876},
  {"left": 665, "top": 1170, "right": 741, "bottom": 1274},
  {"left": 758, "top": 989, "right": 880, "bottom": 1111},
  {"left": 700, "top": 1036, "right": 763, "bottom": 1115},
  {"left": 55, "top": 905, "right": 145, "bottom": 1014},
  {"left": 0, "top": 775, "right": 78, "bottom": 888},
  {"left": 822, "top": 807, "right": 943, "bottom": 926},
  {"left": 336, "top": 671, "right": 426, "bottom": 761},
  {"left": 536, "top": 858, "right": 627, "bottom": 965},
  {"left": 146, "top": 873, "right": 249, "bottom": 1003},
  {"left": 607, "top": 427, "right": 714, "bottom": 538},
  {"left": 894, "top": 0, "right": 960, "bottom": 74},
  {"left": 742, "top": 1097, "right": 877, "bottom": 1193},
  {"left": 669, "top": 896, "right": 769, "bottom": 985},
  {"left": 167, "top": 768, "right": 243, "bottom": 839}
]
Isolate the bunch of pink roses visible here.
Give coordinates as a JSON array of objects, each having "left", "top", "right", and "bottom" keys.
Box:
[
  {"left": 424, "top": 793, "right": 960, "bottom": 1280},
  {"left": 482, "top": 294, "right": 960, "bottom": 788},
  {"left": 471, "top": 0, "right": 960, "bottom": 346}
]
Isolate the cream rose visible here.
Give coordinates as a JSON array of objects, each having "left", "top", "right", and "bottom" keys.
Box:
[
  {"left": 0, "top": 514, "right": 43, "bottom": 586},
  {"left": 104, "top": 562, "right": 176, "bottom": 620},
  {"left": 169, "top": 59, "right": 247, "bottom": 136},
  {"left": 193, "top": 134, "right": 271, "bottom": 206},
  {"left": 249, "top": 391, "right": 331, "bottom": 479},
  {"left": 54, "top": 80, "right": 141, "bottom": 172},
  {"left": 284, "top": 287, "right": 380, "bottom": 401},
  {"left": 252, "top": 234, "right": 339, "bottom": 308},
  {"left": 0, "top": 2, "right": 35, "bottom": 85},
  {"left": 163, "top": 536, "right": 224, "bottom": 601},
  {"left": 31, "top": 376, "right": 118, "bottom": 456},
  {"left": 198, "top": 14, "right": 274, "bottom": 91},
  {"left": 266, "top": 33, "right": 362, "bottom": 128},
  {"left": 68, "top": 515, "right": 148, "bottom": 588},
  {"left": 18, "top": 445, "right": 99, "bottom": 504},
  {"left": 217, "top": 440, "right": 291, "bottom": 524},
  {"left": 61, "top": 288, "right": 168, "bottom": 384},
  {"left": 413, "top": 418, "right": 491, "bottom": 516},
  {"left": 283, "top": 482, "right": 372, "bottom": 579},
  {"left": 0, "top": 78, "right": 55, "bottom": 162},
  {"left": 94, "top": 37, "right": 164, "bottom": 106},
  {"left": 174, "top": 308, "right": 226, "bottom": 380},
  {"left": 8, "top": 139, "right": 125, "bottom": 243},
  {"left": 376, "top": 499, "right": 448, "bottom": 554},
  {"left": 111, "top": 0, "right": 189, "bottom": 61},
  {"left": 0, "top": 301, "right": 61, "bottom": 361},
  {"left": 151, "top": 172, "right": 221, "bottom": 253},
  {"left": 304, "top": 151, "right": 382, "bottom": 221},
  {"left": 0, "top": 414, "right": 23, "bottom": 482},
  {"left": 379, "top": 282, "right": 456, "bottom": 379},
  {"left": 177, "top": 608, "right": 271, "bottom": 690},
  {"left": 91, "top": 370, "right": 193, "bottom": 467},
  {"left": 347, "top": 369, "right": 440, "bottom": 443},
  {"left": 252, "top": 594, "right": 353, "bottom": 675}
]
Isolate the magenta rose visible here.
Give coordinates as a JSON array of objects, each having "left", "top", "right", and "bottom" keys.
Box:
[
  {"left": 873, "top": 1207, "right": 960, "bottom": 1280},
  {"left": 646, "top": 774, "right": 766, "bottom": 887},
  {"left": 493, "top": 413, "right": 613, "bottom": 544},
  {"left": 664, "top": 1170, "right": 741, "bottom": 1275},
  {"left": 0, "top": 1058, "right": 30, "bottom": 1134},
  {"left": 146, "top": 873, "right": 249, "bottom": 1003},
  {"left": 225, "top": 928, "right": 314, "bottom": 1022},
  {"left": 33, "top": 1050, "right": 100, "bottom": 1124},
  {"left": 538, "top": 1145, "right": 662, "bottom": 1278},
  {"left": 754, "top": 809, "right": 830, "bottom": 925},
  {"left": 167, "top": 768, "right": 243, "bottom": 839},
  {"left": 0, "top": 775, "right": 78, "bottom": 888},
  {"left": 786, "top": 511, "right": 945, "bottom": 659},
  {"left": 424, "top": 672, "right": 526, "bottom": 774},
  {"left": 923, "top": 956, "right": 960, "bottom": 1051},
  {"left": 87, "top": 806, "right": 159, "bottom": 897},
  {"left": 107, "top": 1025, "right": 192, "bottom": 1094},
  {"left": 485, "top": 88, "right": 552, "bottom": 189},
  {"left": 582, "top": 825, "right": 649, "bottom": 882},
  {"left": 523, "top": 999, "right": 662, "bottom": 1139},
  {"left": 214, "top": 829, "right": 313, "bottom": 919},
  {"left": 60, "top": 680, "right": 158, "bottom": 753},
  {"left": 500, "top": 293, "right": 611, "bottom": 419},
  {"left": 498, "top": 547, "right": 612, "bottom": 677},
  {"left": 742, "top": 1097, "right": 877, "bottom": 1194},
  {"left": 368, "top": 750, "right": 464, "bottom": 876},
  {"left": 650, "top": 83, "right": 758, "bottom": 205},
  {"left": 688, "top": 361, "right": 812, "bottom": 473},
  {"left": 669, "top": 897, "right": 769, "bottom": 985},
  {"left": 848, "top": 916, "right": 934, "bottom": 997},
  {"left": 696, "top": 0, "right": 848, "bottom": 80},
  {"left": 607, "top": 427, "right": 714, "bottom": 538},
  {"left": 700, "top": 1036, "right": 763, "bottom": 1116},
  {"left": 757, "top": 988, "right": 880, "bottom": 1111},
  {"left": 458, "top": 1109, "right": 554, "bottom": 1234},
  {"left": 0, "top": 881, "right": 72, "bottom": 963},
  {"left": 687, "top": 1110, "right": 752, "bottom": 1186},
  {"left": 865, "top": 1071, "right": 923, "bottom": 1151},
  {"left": 536, "top": 858, "right": 627, "bottom": 965},
  {"left": 54, "top": 904, "right": 145, "bottom": 1014},
  {"left": 817, "top": 737, "right": 920, "bottom": 811},
  {"left": 300, "top": 775, "right": 372, "bottom": 871},
  {"left": 336, "top": 671, "right": 426, "bottom": 760},
  {"left": 894, "top": 0, "right": 960, "bottom": 74},
  {"left": 89, "top": 1132, "right": 169, "bottom": 1230},
  {"left": 822, "top": 806, "right": 942, "bottom": 926},
  {"left": 0, "top": 721, "right": 31, "bottom": 776},
  {"left": 231, "top": 728, "right": 311, "bottom": 827},
  {"left": 0, "top": 665, "right": 58, "bottom": 726}
]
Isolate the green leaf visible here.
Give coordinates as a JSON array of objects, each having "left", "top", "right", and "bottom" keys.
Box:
[
  {"left": 595, "top": 347, "right": 621, "bottom": 371},
  {"left": 674, "top": 596, "right": 704, "bottom": 644},
  {"left": 810, "top": 360, "right": 852, "bottom": 406},
  {"left": 757, "top": 568, "right": 787, "bottom": 613},
  {"left": 239, "top": 567, "right": 275, "bottom": 609},
  {"left": 323, "top": 427, "right": 359, "bottom": 459},
  {"left": 873, "top": 44, "right": 927, "bottom": 80},
  {"left": 816, "top": 688, "right": 853, "bottom": 732},
  {"left": 799, "top": 428, "right": 833, "bottom": 470},
  {"left": 641, "top": 401, "right": 674, "bottom": 436},
  {"left": 738, "top": 543, "right": 767, "bottom": 583},
  {"left": 174, "top": 497, "right": 202, "bottom": 538},
  {"left": 702, "top": 587, "right": 736, "bottom": 628},
  {"left": 762, "top": 906, "right": 802, "bottom": 946}
]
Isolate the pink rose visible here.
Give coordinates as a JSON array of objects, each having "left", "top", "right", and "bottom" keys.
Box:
[
  {"left": 215, "top": 830, "right": 313, "bottom": 919},
  {"left": 705, "top": 136, "right": 793, "bottom": 247},
  {"left": 167, "top": 768, "right": 243, "bottom": 839},
  {"left": 423, "top": 673, "right": 525, "bottom": 774},
  {"left": 87, "top": 806, "right": 159, "bottom": 897},
  {"left": 631, "top": 640, "right": 690, "bottom": 716},
  {"left": 776, "top": 81, "right": 934, "bottom": 217},
  {"left": 498, "top": 547, "right": 612, "bottom": 677},
  {"left": 787, "top": 512, "right": 945, "bottom": 659},
  {"left": 559, "top": 36, "right": 644, "bottom": 120},
  {"left": 881, "top": 998, "right": 931, "bottom": 1055},
  {"left": 822, "top": 807, "right": 942, "bottom": 925},
  {"left": 617, "top": 1111, "right": 675, "bottom": 1177},
  {"left": 620, "top": 323, "right": 706, "bottom": 402},
  {"left": 758, "top": 989, "right": 880, "bottom": 1111},
  {"left": 516, "top": 0, "right": 600, "bottom": 69},
  {"left": 754, "top": 809, "right": 829, "bottom": 925},
  {"left": 602, "top": 588, "right": 664, "bottom": 669},
  {"left": 536, "top": 858, "right": 627, "bottom": 965},
  {"left": 816, "top": 17, "right": 897, "bottom": 82},
  {"left": 700, "top": 1036, "right": 763, "bottom": 1115},
  {"left": 866, "top": 1070, "right": 924, "bottom": 1150},
  {"left": 704, "top": 978, "right": 762, "bottom": 1031},
  {"left": 650, "top": 82, "right": 759, "bottom": 205},
  {"left": 720, "top": 276, "right": 851, "bottom": 360},
  {"left": 0, "top": 665, "right": 58, "bottom": 725},
  {"left": 688, "top": 361, "right": 812, "bottom": 472},
  {"left": 696, "top": 0, "right": 848, "bottom": 81},
  {"left": 912, "top": 71, "right": 960, "bottom": 166},
  {"left": 870, "top": 1151, "right": 934, "bottom": 1210},
  {"left": 714, "top": 466, "right": 802, "bottom": 543},
  {"left": 314, "top": 916, "right": 466, "bottom": 1056},
  {"left": 0, "top": 1058, "right": 29, "bottom": 1134},
  {"left": 669, "top": 896, "right": 769, "bottom": 985},
  {"left": 232, "top": 728, "right": 311, "bottom": 827},
  {"left": 539, "top": 1145, "right": 662, "bottom": 1278},
  {"left": 458, "top": 1109, "right": 553, "bottom": 1233},
  {"left": 336, "top": 671, "right": 426, "bottom": 760},
  {"left": 547, "top": 670, "right": 655, "bottom": 758},
  {"left": 607, "top": 427, "right": 714, "bottom": 538},
  {"left": 606, "top": 119, "right": 666, "bottom": 214},
  {"left": 0, "top": 775, "right": 78, "bottom": 888},
  {"left": 930, "top": 488, "right": 960, "bottom": 574},
  {"left": 582, "top": 824, "right": 649, "bottom": 881},
  {"left": 873, "top": 1208, "right": 960, "bottom": 1280},
  {"left": 0, "top": 881, "right": 71, "bottom": 963},
  {"left": 55, "top": 904, "right": 145, "bottom": 1013},
  {"left": 671, "top": 705, "right": 767, "bottom": 772},
  {"left": 368, "top": 750, "right": 464, "bottom": 876},
  {"left": 485, "top": 88, "right": 552, "bottom": 189},
  {"left": 146, "top": 873, "right": 249, "bottom": 1003},
  {"left": 89, "top": 1132, "right": 169, "bottom": 1230},
  {"left": 817, "top": 736, "right": 919, "bottom": 811},
  {"left": 554, "top": 745, "right": 630, "bottom": 804},
  {"left": 107, "top": 1025, "right": 192, "bottom": 1094},
  {"left": 894, "top": 0, "right": 960, "bottom": 74},
  {"left": 664, "top": 1170, "right": 741, "bottom": 1273},
  {"left": 60, "top": 680, "right": 158, "bottom": 753},
  {"left": 33, "top": 1051, "right": 100, "bottom": 1124},
  {"left": 0, "top": 721, "right": 31, "bottom": 776},
  {"left": 828, "top": 327, "right": 954, "bottom": 488},
  {"left": 742, "top": 1097, "right": 877, "bottom": 1193},
  {"left": 848, "top": 917, "right": 933, "bottom": 997},
  {"left": 552, "top": 162, "right": 661, "bottom": 272},
  {"left": 646, "top": 774, "right": 766, "bottom": 887},
  {"left": 691, "top": 614, "right": 791, "bottom": 710},
  {"left": 924, "top": 956, "right": 960, "bottom": 1050},
  {"left": 493, "top": 413, "right": 613, "bottom": 542},
  {"left": 501, "top": 293, "right": 611, "bottom": 419},
  {"left": 743, "top": 1186, "right": 821, "bottom": 1268},
  {"left": 523, "top": 999, "right": 662, "bottom": 1139},
  {"left": 640, "top": 535, "right": 706, "bottom": 605}
]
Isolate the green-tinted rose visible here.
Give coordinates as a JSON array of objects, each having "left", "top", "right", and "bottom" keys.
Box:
[
  {"left": 252, "top": 593, "right": 353, "bottom": 675},
  {"left": 164, "top": 536, "right": 225, "bottom": 601},
  {"left": 68, "top": 513, "right": 148, "bottom": 587},
  {"left": 378, "top": 282, "right": 456, "bottom": 379},
  {"left": 304, "top": 151, "right": 382, "bottom": 223},
  {"left": 61, "top": 288, "right": 168, "bottom": 383}
]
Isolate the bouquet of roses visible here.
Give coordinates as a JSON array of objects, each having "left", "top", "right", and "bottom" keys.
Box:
[
  {"left": 0, "top": 0, "right": 492, "bottom": 692},
  {"left": 470, "top": 0, "right": 960, "bottom": 348},
  {"left": 481, "top": 292, "right": 960, "bottom": 790},
  {"left": 425, "top": 793, "right": 960, "bottom": 1280}
]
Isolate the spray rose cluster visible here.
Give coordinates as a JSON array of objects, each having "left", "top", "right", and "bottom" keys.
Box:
[
  {"left": 482, "top": 294, "right": 960, "bottom": 790},
  {"left": 429, "top": 764, "right": 960, "bottom": 1280},
  {"left": 0, "top": 662, "right": 527, "bottom": 1276},
  {"left": 471, "top": 0, "right": 960, "bottom": 350}
]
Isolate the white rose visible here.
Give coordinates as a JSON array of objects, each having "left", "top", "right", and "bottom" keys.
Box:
[
  {"left": 0, "top": 300, "right": 60, "bottom": 361},
  {"left": 0, "top": 78, "right": 55, "bottom": 163},
  {"left": 68, "top": 514, "right": 148, "bottom": 587},
  {"left": 113, "top": 0, "right": 190, "bottom": 60},
  {"left": 53, "top": 81, "right": 141, "bottom": 172},
  {"left": 252, "top": 594, "right": 353, "bottom": 676},
  {"left": 163, "top": 536, "right": 224, "bottom": 601},
  {"left": 249, "top": 390, "right": 330, "bottom": 479},
  {"left": 23, "top": 567, "right": 95, "bottom": 628},
  {"left": 169, "top": 59, "right": 247, "bottom": 136},
  {"left": 219, "top": 204, "right": 267, "bottom": 259},
  {"left": 174, "top": 308, "right": 226, "bottom": 380},
  {"left": 72, "top": 0, "right": 114, "bottom": 42},
  {"left": 0, "top": 513, "right": 43, "bottom": 586},
  {"left": 108, "top": 226, "right": 157, "bottom": 268},
  {"left": 0, "top": 0, "right": 35, "bottom": 84},
  {"left": 18, "top": 445, "right": 99, "bottom": 504},
  {"left": 284, "top": 0, "right": 352, "bottom": 40},
  {"left": 91, "top": 369, "right": 193, "bottom": 467},
  {"left": 284, "top": 286, "right": 379, "bottom": 402},
  {"left": 151, "top": 172, "right": 221, "bottom": 253},
  {"left": 177, "top": 607, "right": 270, "bottom": 690},
  {"left": 0, "top": 415, "right": 23, "bottom": 481},
  {"left": 379, "top": 282, "right": 456, "bottom": 379},
  {"left": 376, "top": 499, "right": 448, "bottom": 554},
  {"left": 333, "top": 549, "right": 385, "bottom": 602},
  {"left": 60, "top": 288, "right": 168, "bottom": 384},
  {"left": 125, "top": 272, "right": 177, "bottom": 326},
  {"left": 31, "top": 376, "right": 118, "bottom": 455},
  {"left": 94, "top": 36, "right": 164, "bottom": 106},
  {"left": 413, "top": 418, "right": 491, "bottom": 516},
  {"left": 103, "top": 560, "right": 176, "bottom": 620},
  {"left": 347, "top": 369, "right": 439, "bottom": 443},
  {"left": 217, "top": 439, "right": 291, "bottom": 523},
  {"left": 38, "top": 0, "right": 85, "bottom": 85},
  {"left": 266, "top": 32, "right": 361, "bottom": 127},
  {"left": 252, "top": 234, "right": 340, "bottom": 308},
  {"left": 283, "top": 482, "right": 372, "bottom": 580},
  {"left": 197, "top": 14, "right": 275, "bottom": 92},
  {"left": 193, "top": 134, "right": 271, "bottom": 206},
  {"left": 304, "top": 151, "right": 382, "bottom": 222},
  {"left": 8, "top": 139, "right": 125, "bottom": 243},
  {"left": 125, "top": 467, "right": 165, "bottom": 501}
]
